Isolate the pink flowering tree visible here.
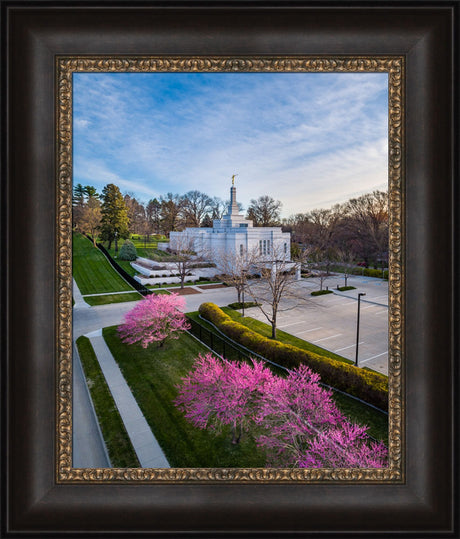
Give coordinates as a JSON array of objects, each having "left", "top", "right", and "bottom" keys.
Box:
[
  {"left": 175, "top": 355, "right": 388, "bottom": 468},
  {"left": 118, "top": 293, "right": 190, "bottom": 348},
  {"left": 254, "top": 364, "right": 388, "bottom": 468},
  {"left": 175, "top": 354, "right": 273, "bottom": 444}
]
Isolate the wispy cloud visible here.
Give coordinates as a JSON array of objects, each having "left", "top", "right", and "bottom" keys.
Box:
[{"left": 73, "top": 72, "right": 388, "bottom": 215}]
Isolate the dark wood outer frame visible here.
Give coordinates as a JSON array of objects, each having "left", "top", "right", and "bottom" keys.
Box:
[{"left": 2, "top": 2, "right": 457, "bottom": 536}]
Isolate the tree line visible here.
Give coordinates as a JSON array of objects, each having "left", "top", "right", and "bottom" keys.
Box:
[
  {"left": 73, "top": 182, "right": 388, "bottom": 267},
  {"left": 72, "top": 183, "right": 284, "bottom": 244},
  {"left": 282, "top": 190, "right": 389, "bottom": 269}
]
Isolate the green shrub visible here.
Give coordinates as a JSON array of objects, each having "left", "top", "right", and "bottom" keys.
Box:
[
  {"left": 337, "top": 286, "right": 356, "bottom": 291},
  {"left": 118, "top": 240, "right": 137, "bottom": 261},
  {"left": 311, "top": 290, "right": 333, "bottom": 296},
  {"left": 228, "top": 301, "right": 261, "bottom": 310},
  {"left": 199, "top": 302, "right": 388, "bottom": 411},
  {"left": 350, "top": 268, "right": 388, "bottom": 280}
]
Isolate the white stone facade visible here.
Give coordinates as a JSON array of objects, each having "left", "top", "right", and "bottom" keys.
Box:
[{"left": 169, "top": 183, "right": 291, "bottom": 264}]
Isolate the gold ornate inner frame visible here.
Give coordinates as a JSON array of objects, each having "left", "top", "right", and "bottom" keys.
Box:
[{"left": 57, "top": 56, "right": 404, "bottom": 483}]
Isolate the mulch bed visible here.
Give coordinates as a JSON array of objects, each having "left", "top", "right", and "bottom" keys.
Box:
[
  {"left": 197, "top": 284, "right": 228, "bottom": 290},
  {"left": 166, "top": 287, "right": 202, "bottom": 295}
]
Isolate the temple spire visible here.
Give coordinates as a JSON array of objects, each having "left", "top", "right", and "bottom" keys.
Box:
[{"left": 228, "top": 176, "right": 239, "bottom": 215}]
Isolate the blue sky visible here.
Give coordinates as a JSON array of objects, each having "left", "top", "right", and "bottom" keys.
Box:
[{"left": 73, "top": 72, "right": 388, "bottom": 217}]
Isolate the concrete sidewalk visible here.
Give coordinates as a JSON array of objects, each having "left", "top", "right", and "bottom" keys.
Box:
[
  {"left": 73, "top": 278, "right": 91, "bottom": 309},
  {"left": 86, "top": 330, "right": 170, "bottom": 468}
]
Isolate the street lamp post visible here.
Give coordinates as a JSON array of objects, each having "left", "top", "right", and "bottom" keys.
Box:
[
  {"left": 355, "top": 292, "right": 366, "bottom": 367},
  {"left": 242, "top": 287, "right": 245, "bottom": 317}
]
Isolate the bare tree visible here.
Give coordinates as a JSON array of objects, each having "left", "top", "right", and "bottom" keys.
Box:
[
  {"left": 124, "top": 193, "right": 147, "bottom": 235},
  {"left": 335, "top": 248, "right": 356, "bottom": 287},
  {"left": 181, "top": 190, "right": 213, "bottom": 227},
  {"left": 209, "top": 197, "right": 227, "bottom": 220},
  {"left": 245, "top": 244, "right": 305, "bottom": 339},
  {"left": 168, "top": 235, "right": 199, "bottom": 289},
  {"left": 341, "top": 190, "right": 388, "bottom": 267},
  {"left": 214, "top": 246, "right": 260, "bottom": 304},
  {"left": 246, "top": 195, "right": 282, "bottom": 226}
]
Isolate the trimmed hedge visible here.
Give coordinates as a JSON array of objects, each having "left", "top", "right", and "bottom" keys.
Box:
[
  {"left": 199, "top": 302, "right": 388, "bottom": 411},
  {"left": 311, "top": 290, "right": 333, "bottom": 296},
  {"left": 352, "top": 268, "right": 388, "bottom": 280},
  {"left": 228, "top": 301, "right": 261, "bottom": 310},
  {"left": 337, "top": 286, "right": 356, "bottom": 291}
]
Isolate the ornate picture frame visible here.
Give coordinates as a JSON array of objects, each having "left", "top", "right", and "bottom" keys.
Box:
[
  {"left": 58, "top": 56, "right": 403, "bottom": 483},
  {"left": 3, "top": 2, "right": 457, "bottom": 536}
]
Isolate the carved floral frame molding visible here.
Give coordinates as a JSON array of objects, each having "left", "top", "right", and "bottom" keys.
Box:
[{"left": 56, "top": 56, "right": 404, "bottom": 483}]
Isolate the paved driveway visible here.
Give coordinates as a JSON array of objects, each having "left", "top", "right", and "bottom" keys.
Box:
[{"left": 244, "top": 274, "right": 388, "bottom": 375}]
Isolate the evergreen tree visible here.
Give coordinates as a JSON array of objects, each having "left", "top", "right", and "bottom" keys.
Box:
[
  {"left": 146, "top": 198, "right": 162, "bottom": 234},
  {"left": 72, "top": 183, "right": 86, "bottom": 229},
  {"left": 100, "top": 184, "right": 130, "bottom": 251},
  {"left": 118, "top": 239, "right": 137, "bottom": 261}
]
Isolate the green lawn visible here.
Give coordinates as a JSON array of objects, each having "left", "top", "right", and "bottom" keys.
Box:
[
  {"left": 221, "top": 308, "right": 353, "bottom": 364},
  {"left": 73, "top": 233, "right": 134, "bottom": 295},
  {"left": 76, "top": 336, "right": 140, "bottom": 467},
  {"left": 186, "top": 311, "right": 388, "bottom": 445},
  {"left": 103, "top": 326, "right": 266, "bottom": 468},
  {"left": 103, "top": 234, "right": 171, "bottom": 263},
  {"left": 84, "top": 292, "right": 143, "bottom": 306},
  {"left": 105, "top": 253, "right": 138, "bottom": 277}
]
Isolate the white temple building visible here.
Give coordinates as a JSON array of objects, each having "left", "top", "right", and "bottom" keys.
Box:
[{"left": 169, "top": 178, "right": 291, "bottom": 264}]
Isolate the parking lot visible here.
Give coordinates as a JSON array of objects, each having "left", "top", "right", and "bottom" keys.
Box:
[{"left": 244, "top": 274, "right": 389, "bottom": 375}]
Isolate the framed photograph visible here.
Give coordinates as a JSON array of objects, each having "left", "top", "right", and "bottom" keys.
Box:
[{"left": 3, "top": 1, "right": 457, "bottom": 536}]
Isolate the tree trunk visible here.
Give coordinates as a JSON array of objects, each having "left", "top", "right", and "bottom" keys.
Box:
[
  {"left": 237, "top": 288, "right": 241, "bottom": 303},
  {"left": 271, "top": 320, "right": 277, "bottom": 339},
  {"left": 231, "top": 424, "right": 242, "bottom": 444}
]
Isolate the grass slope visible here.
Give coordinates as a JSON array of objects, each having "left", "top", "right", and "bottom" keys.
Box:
[
  {"left": 73, "top": 233, "right": 134, "bottom": 295},
  {"left": 76, "top": 336, "right": 140, "bottom": 467},
  {"left": 103, "top": 327, "right": 266, "bottom": 468}
]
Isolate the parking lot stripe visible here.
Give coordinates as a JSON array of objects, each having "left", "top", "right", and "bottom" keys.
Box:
[
  {"left": 334, "top": 342, "right": 364, "bottom": 352},
  {"left": 359, "top": 351, "right": 388, "bottom": 364},
  {"left": 297, "top": 327, "right": 323, "bottom": 334},
  {"left": 278, "top": 321, "right": 309, "bottom": 329},
  {"left": 313, "top": 333, "right": 343, "bottom": 343}
]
